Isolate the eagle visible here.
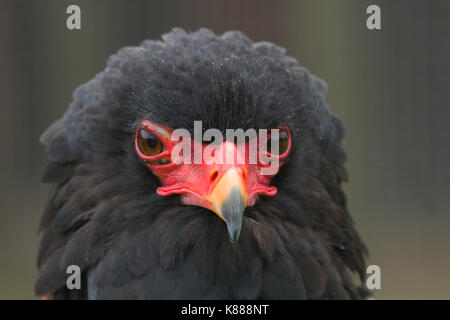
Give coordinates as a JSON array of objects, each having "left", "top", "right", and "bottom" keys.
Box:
[{"left": 35, "top": 28, "right": 368, "bottom": 299}]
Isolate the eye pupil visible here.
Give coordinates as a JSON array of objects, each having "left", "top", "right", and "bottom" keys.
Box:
[{"left": 146, "top": 137, "right": 159, "bottom": 148}]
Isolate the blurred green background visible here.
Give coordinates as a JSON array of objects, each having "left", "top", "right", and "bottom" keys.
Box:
[{"left": 1, "top": 0, "right": 449, "bottom": 299}]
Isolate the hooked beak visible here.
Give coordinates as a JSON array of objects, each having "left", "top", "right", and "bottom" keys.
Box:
[{"left": 207, "top": 168, "right": 248, "bottom": 242}]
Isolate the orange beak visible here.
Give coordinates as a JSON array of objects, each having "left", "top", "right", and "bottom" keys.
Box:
[{"left": 205, "top": 168, "right": 248, "bottom": 242}]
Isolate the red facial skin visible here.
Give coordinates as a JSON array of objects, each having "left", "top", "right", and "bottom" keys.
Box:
[{"left": 135, "top": 120, "right": 291, "bottom": 212}]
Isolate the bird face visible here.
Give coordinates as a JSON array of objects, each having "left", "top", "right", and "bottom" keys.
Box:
[{"left": 135, "top": 120, "right": 291, "bottom": 242}]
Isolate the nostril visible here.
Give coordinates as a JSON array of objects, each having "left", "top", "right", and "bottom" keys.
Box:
[{"left": 209, "top": 169, "right": 219, "bottom": 183}]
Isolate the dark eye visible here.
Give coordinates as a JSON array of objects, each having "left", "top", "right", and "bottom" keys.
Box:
[
  {"left": 137, "top": 129, "right": 166, "bottom": 157},
  {"left": 266, "top": 130, "right": 290, "bottom": 156}
]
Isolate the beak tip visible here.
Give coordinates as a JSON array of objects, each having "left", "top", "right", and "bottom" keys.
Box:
[
  {"left": 220, "top": 187, "right": 245, "bottom": 243},
  {"left": 227, "top": 225, "right": 242, "bottom": 243}
]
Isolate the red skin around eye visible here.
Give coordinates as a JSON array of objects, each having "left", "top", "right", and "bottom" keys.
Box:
[{"left": 135, "top": 120, "right": 291, "bottom": 208}]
